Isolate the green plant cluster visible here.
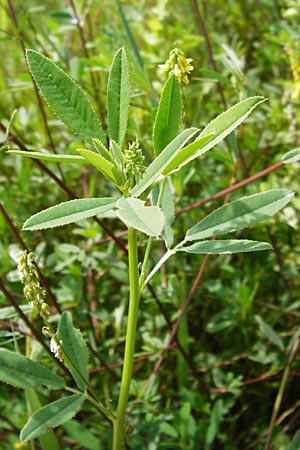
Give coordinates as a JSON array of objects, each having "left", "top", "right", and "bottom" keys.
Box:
[{"left": 1, "top": 1, "right": 300, "bottom": 449}]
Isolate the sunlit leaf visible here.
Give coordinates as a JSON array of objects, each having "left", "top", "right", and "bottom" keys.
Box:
[
  {"left": 167, "top": 96, "right": 267, "bottom": 172},
  {"left": 186, "top": 190, "right": 293, "bottom": 241},
  {"left": 107, "top": 47, "right": 130, "bottom": 147},
  {"left": 153, "top": 74, "right": 181, "bottom": 156},
  {"left": 77, "top": 148, "right": 122, "bottom": 185},
  {"left": 7, "top": 150, "right": 85, "bottom": 164},
  {"left": 131, "top": 128, "right": 198, "bottom": 197},
  {"left": 152, "top": 180, "right": 174, "bottom": 247},
  {"left": 177, "top": 239, "right": 272, "bottom": 254},
  {"left": 26, "top": 49, "right": 106, "bottom": 145},
  {"left": 23, "top": 197, "right": 118, "bottom": 231},
  {"left": 116, "top": 197, "right": 165, "bottom": 236}
]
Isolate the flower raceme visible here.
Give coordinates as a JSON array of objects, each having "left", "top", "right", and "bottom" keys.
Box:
[{"left": 159, "top": 48, "right": 194, "bottom": 85}]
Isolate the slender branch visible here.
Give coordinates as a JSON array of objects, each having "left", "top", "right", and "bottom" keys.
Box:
[
  {"left": 265, "top": 338, "right": 300, "bottom": 449},
  {"left": 176, "top": 161, "right": 284, "bottom": 216}
]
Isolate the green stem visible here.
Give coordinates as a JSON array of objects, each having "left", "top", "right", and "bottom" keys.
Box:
[{"left": 113, "top": 227, "right": 140, "bottom": 450}]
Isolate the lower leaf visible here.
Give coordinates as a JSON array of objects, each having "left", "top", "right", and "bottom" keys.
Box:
[
  {"left": 177, "top": 239, "right": 272, "bottom": 254},
  {"left": 20, "top": 394, "right": 85, "bottom": 442}
]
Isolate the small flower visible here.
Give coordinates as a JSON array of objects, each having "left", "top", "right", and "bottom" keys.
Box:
[
  {"left": 159, "top": 48, "right": 193, "bottom": 85},
  {"left": 50, "top": 336, "right": 63, "bottom": 362}
]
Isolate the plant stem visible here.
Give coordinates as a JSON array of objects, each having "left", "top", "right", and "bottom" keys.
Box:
[{"left": 113, "top": 227, "right": 140, "bottom": 450}]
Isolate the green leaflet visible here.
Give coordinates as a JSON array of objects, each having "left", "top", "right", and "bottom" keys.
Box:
[
  {"left": 152, "top": 180, "right": 174, "bottom": 248},
  {"left": 7, "top": 150, "right": 85, "bottom": 164},
  {"left": 131, "top": 127, "right": 198, "bottom": 197},
  {"left": 282, "top": 147, "right": 300, "bottom": 164},
  {"left": 23, "top": 197, "right": 118, "bottom": 231},
  {"left": 288, "top": 431, "right": 300, "bottom": 450},
  {"left": 166, "top": 96, "right": 266, "bottom": 172},
  {"left": 57, "top": 312, "right": 89, "bottom": 390},
  {"left": 255, "top": 315, "right": 284, "bottom": 350},
  {"left": 177, "top": 239, "right": 272, "bottom": 254},
  {"left": 186, "top": 189, "right": 294, "bottom": 241},
  {"left": 26, "top": 49, "right": 106, "bottom": 146},
  {"left": 77, "top": 148, "right": 122, "bottom": 185},
  {"left": 93, "top": 138, "right": 115, "bottom": 164},
  {"left": 110, "top": 140, "right": 125, "bottom": 173},
  {"left": 0, "top": 349, "right": 65, "bottom": 390},
  {"left": 116, "top": 197, "right": 165, "bottom": 237},
  {"left": 107, "top": 47, "right": 130, "bottom": 147},
  {"left": 153, "top": 74, "right": 181, "bottom": 156},
  {"left": 205, "top": 399, "right": 224, "bottom": 448},
  {"left": 20, "top": 394, "right": 85, "bottom": 442},
  {"left": 162, "top": 133, "right": 214, "bottom": 175},
  {"left": 25, "top": 388, "right": 60, "bottom": 450},
  {"left": 200, "top": 96, "right": 266, "bottom": 139}
]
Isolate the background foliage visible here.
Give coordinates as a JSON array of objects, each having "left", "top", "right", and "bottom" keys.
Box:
[{"left": 1, "top": 0, "right": 300, "bottom": 449}]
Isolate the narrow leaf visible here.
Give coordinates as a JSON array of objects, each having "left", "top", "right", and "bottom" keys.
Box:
[
  {"left": 177, "top": 240, "right": 272, "bottom": 254},
  {"left": 107, "top": 47, "right": 130, "bottom": 147},
  {"left": 8, "top": 150, "right": 85, "bottom": 164},
  {"left": 110, "top": 140, "right": 125, "bottom": 172},
  {"left": 23, "top": 197, "right": 118, "bottom": 231},
  {"left": 282, "top": 147, "right": 300, "bottom": 164},
  {"left": 77, "top": 149, "right": 122, "bottom": 185},
  {"left": 131, "top": 128, "right": 198, "bottom": 197},
  {"left": 153, "top": 74, "right": 181, "bottom": 156},
  {"left": 152, "top": 180, "right": 174, "bottom": 248},
  {"left": 255, "top": 315, "right": 284, "bottom": 350},
  {"left": 168, "top": 96, "right": 266, "bottom": 171},
  {"left": 0, "top": 349, "right": 65, "bottom": 390},
  {"left": 162, "top": 133, "right": 214, "bottom": 175},
  {"left": 116, "top": 197, "right": 165, "bottom": 236},
  {"left": 93, "top": 138, "right": 115, "bottom": 164},
  {"left": 57, "top": 312, "right": 89, "bottom": 390},
  {"left": 26, "top": 389, "right": 60, "bottom": 450},
  {"left": 186, "top": 190, "right": 294, "bottom": 241},
  {"left": 20, "top": 394, "right": 85, "bottom": 442},
  {"left": 289, "top": 430, "right": 300, "bottom": 450},
  {"left": 205, "top": 399, "right": 224, "bottom": 448},
  {"left": 26, "top": 49, "right": 106, "bottom": 145},
  {"left": 200, "top": 96, "right": 266, "bottom": 139}
]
